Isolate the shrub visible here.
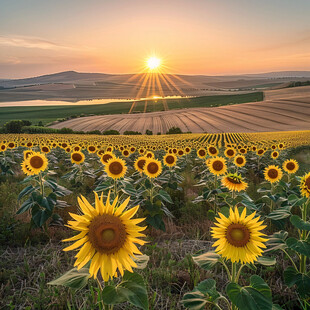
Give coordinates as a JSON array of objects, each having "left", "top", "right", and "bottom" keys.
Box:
[
  {"left": 123, "top": 131, "right": 142, "bottom": 135},
  {"left": 102, "top": 130, "right": 120, "bottom": 135},
  {"left": 166, "top": 126, "right": 183, "bottom": 134},
  {"left": 4, "top": 120, "right": 32, "bottom": 133},
  {"left": 145, "top": 130, "right": 153, "bottom": 135}
]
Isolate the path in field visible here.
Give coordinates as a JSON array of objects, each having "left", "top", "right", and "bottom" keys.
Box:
[{"left": 50, "top": 87, "right": 310, "bottom": 133}]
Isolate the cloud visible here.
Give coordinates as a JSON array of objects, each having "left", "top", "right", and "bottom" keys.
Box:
[{"left": 0, "top": 35, "right": 77, "bottom": 50}]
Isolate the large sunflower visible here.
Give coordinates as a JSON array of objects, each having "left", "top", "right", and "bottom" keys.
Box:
[
  {"left": 21, "top": 160, "right": 35, "bottom": 176},
  {"left": 264, "top": 165, "right": 283, "bottom": 183},
  {"left": 134, "top": 157, "right": 147, "bottom": 173},
  {"left": 144, "top": 158, "right": 162, "bottom": 178},
  {"left": 234, "top": 155, "right": 246, "bottom": 167},
  {"left": 63, "top": 192, "right": 146, "bottom": 281},
  {"left": 163, "top": 153, "right": 177, "bottom": 167},
  {"left": 283, "top": 159, "right": 299, "bottom": 174},
  {"left": 300, "top": 172, "right": 310, "bottom": 198},
  {"left": 71, "top": 151, "right": 85, "bottom": 165},
  {"left": 211, "top": 207, "right": 268, "bottom": 264},
  {"left": 25, "top": 152, "right": 48, "bottom": 175},
  {"left": 221, "top": 173, "right": 248, "bottom": 192},
  {"left": 105, "top": 157, "right": 127, "bottom": 179},
  {"left": 208, "top": 157, "right": 227, "bottom": 176}
]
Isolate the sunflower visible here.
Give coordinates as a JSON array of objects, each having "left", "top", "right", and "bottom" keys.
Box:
[
  {"left": 300, "top": 172, "right": 310, "bottom": 198},
  {"left": 257, "top": 149, "right": 265, "bottom": 156},
  {"left": 207, "top": 146, "right": 219, "bottom": 157},
  {"left": 208, "top": 157, "right": 227, "bottom": 176},
  {"left": 211, "top": 207, "right": 268, "bottom": 264},
  {"left": 122, "top": 149, "right": 130, "bottom": 157},
  {"left": 145, "top": 151, "right": 154, "bottom": 159},
  {"left": 185, "top": 147, "right": 191, "bottom": 154},
  {"left": 71, "top": 151, "right": 85, "bottom": 165},
  {"left": 163, "top": 153, "right": 177, "bottom": 167},
  {"left": 7, "top": 142, "right": 16, "bottom": 149},
  {"left": 197, "top": 148, "right": 207, "bottom": 159},
  {"left": 23, "top": 150, "right": 33, "bottom": 160},
  {"left": 224, "top": 148, "right": 236, "bottom": 159},
  {"left": 63, "top": 192, "right": 146, "bottom": 281},
  {"left": 239, "top": 148, "right": 247, "bottom": 154},
  {"left": 264, "top": 165, "right": 283, "bottom": 183},
  {"left": 144, "top": 158, "right": 162, "bottom": 178},
  {"left": 283, "top": 159, "right": 299, "bottom": 174},
  {"left": 0, "top": 143, "right": 7, "bottom": 152},
  {"left": 88, "top": 145, "right": 97, "bottom": 153},
  {"left": 134, "top": 157, "right": 147, "bottom": 173},
  {"left": 234, "top": 155, "right": 246, "bottom": 167},
  {"left": 25, "top": 152, "right": 48, "bottom": 174},
  {"left": 271, "top": 151, "right": 279, "bottom": 159},
  {"left": 41, "top": 145, "right": 50, "bottom": 154},
  {"left": 177, "top": 149, "right": 185, "bottom": 157},
  {"left": 21, "top": 160, "right": 35, "bottom": 176},
  {"left": 100, "top": 152, "right": 115, "bottom": 165},
  {"left": 105, "top": 157, "right": 127, "bottom": 179},
  {"left": 221, "top": 173, "right": 248, "bottom": 192}
]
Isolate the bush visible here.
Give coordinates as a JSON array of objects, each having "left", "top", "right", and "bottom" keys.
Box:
[
  {"left": 123, "top": 131, "right": 142, "bottom": 135},
  {"left": 4, "top": 120, "right": 32, "bottom": 133},
  {"left": 102, "top": 130, "right": 120, "bottom": 135},
  {"left": 59, "top": 127, "right": 74, "bottom": 134},
  {"left": 86, "top": 130, "right": 102, "bottom": 135},
  {"left": 22, "top": 126, "right": 59, "bottom": 134},
  {"left": 166, "top": 126, "right": 183, "bottom": 134},
  {"left": 145, "top": 130, "right": 153, "bottom": 135}
]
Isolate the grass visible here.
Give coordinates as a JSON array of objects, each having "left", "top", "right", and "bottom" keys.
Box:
[{"left": 0, "top": 92, "right": 263, "bottom": 126}]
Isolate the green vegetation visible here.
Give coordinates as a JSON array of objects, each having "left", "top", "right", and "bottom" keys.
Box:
[
  {"left": 287, "top": 80, "right": 310, "bottom": 88},
  {"left": 0, "top": 92, "right": 263, "bottom": 126}
]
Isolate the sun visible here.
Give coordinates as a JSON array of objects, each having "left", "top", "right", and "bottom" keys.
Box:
[{"left": 146, "top": 57, "right": 161, "bottom": 70}]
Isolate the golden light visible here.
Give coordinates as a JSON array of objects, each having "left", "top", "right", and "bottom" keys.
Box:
[{"left": 146, "top": 57, "right": 161, "bottom": 70}]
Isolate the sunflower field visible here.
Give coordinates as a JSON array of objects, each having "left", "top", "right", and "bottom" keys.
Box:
[{"left": 1, "top": 130, "right": 310, "bottom": 310}]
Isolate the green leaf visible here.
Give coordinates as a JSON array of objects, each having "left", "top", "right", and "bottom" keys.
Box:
[
  {"left": 284, "top": 267, "right": 310, "bottom": 298},
  {"left": 207, "top": 209, "right": 216, "bottom": 221},
  {"left": 267, "top": 206, "right": 291, "bottom": 220},
  {"left": 101, "top": 286, "right": 126, "bottom": 304},
  {"left": 227, "top": 276, "right": 272, "bottom": 310},
  {"left": 290, "top": 215, "right": 310, "bottom": 231},
  {"left": 182, "top": 290, "right": 207, "bottom": 310},
  {"left": 266, "top": 231, "right": 288, "bottom": 252},
  {"left": 256, "top": 256, "right": 276, "bottom": 266},
  {"left": 287, "top": 194, "right": 307, "bottom": 207},
  {"left": 286, "top": 238, "right": 310, "bottom": 257},
  {"left": 146, "top": 214, "right": 165, "bottom": 231},
  {"left": 192, "top": 251, "right": 220, "bottom": 271},
  {"left": 32, "top": 208, "right": 52, "bottom": 227},
  {"left": 157, "top": 190, "right": 173, "bottom": 204},
  {"left": 117, "top": 271, "right": 149, "bottom": 310},
  {"left": 196, "top": 279, "right": 220, "bottom": 300},
  {"left": 48, "top": 267, "right": 90, "bottom": 289},
  {"left": 18, "top": 185, "right": 36, "bottom": 200},
  {"left": 16, "top": 198, "right": 35, "bottom": 214}
]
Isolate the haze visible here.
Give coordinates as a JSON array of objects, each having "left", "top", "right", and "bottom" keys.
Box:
[{"left": 1, "top": 0, "right": 310, "bottom": 78}]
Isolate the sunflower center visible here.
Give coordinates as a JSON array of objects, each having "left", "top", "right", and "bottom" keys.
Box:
[
  {"left": 30, "top": 156, "right": 44, "bottom": 169},
  {"left": 240, "top": 149, "right": 246, "bottom": 153},
  {"left": 268, "top": 168, "right": 278, "bottom": 179},
  {"left": 286, "top": 162, "right": 295, "bottom": 171},
  {"left": 137, "top": 159, "right": 146, "bottom": 170},
  {"left": 213, "top": 160, "right": 224, "bottom": 171},
  {"left": 258, "top": 149, "right": 264, "bottom": 155},
  {"left": 147, "top": 162, "right": 159, "bottom": 174},
  {"left": 72, "top": 153, "right": 83, "bottom": 162},
  {"left": 272, "top": 152, "right": 277, "bottom": 157},
  {"left": 236, "top": 157, "right": 244, "bottom": 165},
  {"left": 226, "top": 223, "right": 250, "bottom": 247},
  {"left": 123, "top": 150, "right": 129, "bottom": 156},
  {"left": 102, "top": 154, "right": 113, "bottom": 163},
  {"left": 89, "top": 146, "right": 96, "bottom": 152},
  {"left": 209, "top": 147, "right": 217, "bottom": 154},
  {"left": 109, "top": 162, "right": 123, "bottom": 175},
  {"left": 166, "top": 155, "right": 175, "bottom": 164},
  {"left": 88, "top": 214, "right": 127, "bottom": 254},
  {"left": 42, "top": 147, "right": 49, "bottom": 153},
  {"left": 305, "top": 176, "right": 310, "bottom": 190},
  {"left": 227, "top": 149, "right": 234, "bottom": 156},
  {"left": 198, "top": 150, "right": 206, "bottom": 157}
]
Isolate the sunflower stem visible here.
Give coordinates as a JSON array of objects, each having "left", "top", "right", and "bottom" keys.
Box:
[
  {"left": 282, "top": 249, "right": 298, "bottom": 272},
  {"left": 300, "top": 197, "right": 309, "bottom": 274},
  {"left": 231, "top": 261, "right": 237, "bottom": 283},
  {"left": 220, "top": 258, "right": 231, "bottom": 279}
]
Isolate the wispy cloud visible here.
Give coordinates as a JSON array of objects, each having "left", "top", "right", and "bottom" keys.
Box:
[{"left": 0, "top": 35, "right": 78, "bottom": 50}]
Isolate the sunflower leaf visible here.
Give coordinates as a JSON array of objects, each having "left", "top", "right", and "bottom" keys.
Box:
[
  {"left": 290, "top": 215, "right": 310, "bottom": 231},
  {"left": 286, "top": 238, "right": 310, "bottom": 257},
  {"left": 192, "top": 251, "right": 220, "bottom": 271},
  {"left": 284, "top": 266, "right": 310, "bottom": 298},
  {"left": 48, "top": 267, "right": 90, "bottom": 290}
]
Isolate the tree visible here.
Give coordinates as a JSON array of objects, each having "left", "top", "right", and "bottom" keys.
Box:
[{"left": 166, "top": 126, "right": 183, "bottom": 135}]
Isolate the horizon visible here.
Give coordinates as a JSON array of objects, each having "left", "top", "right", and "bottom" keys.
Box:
[
  {"left": 2, "top": 69, "right": 310, "bottom": 81},
  {"left": 1, "top": 0, "right": 310, "bottom": 78}
]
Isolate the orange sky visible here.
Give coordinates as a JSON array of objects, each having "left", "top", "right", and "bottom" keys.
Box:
[{"left": 1, "top": 0, "right": 310, "bottom": 78}]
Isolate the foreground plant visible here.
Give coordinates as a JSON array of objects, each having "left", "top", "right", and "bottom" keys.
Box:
[
  {"left": 49, "top": 192, "right": 149, "bottom": 310},
  {"left": 182, "top": 207, "right": 282, "bottom": 310}
]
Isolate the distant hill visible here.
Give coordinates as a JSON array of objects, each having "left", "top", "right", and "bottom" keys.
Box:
[{"left": 1, "top": 70, "right": 310, "bottom": 88}]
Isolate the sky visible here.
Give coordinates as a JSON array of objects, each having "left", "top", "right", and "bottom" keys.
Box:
[{"left": 1, "top": 0, "right": 310, "bottom": 78}]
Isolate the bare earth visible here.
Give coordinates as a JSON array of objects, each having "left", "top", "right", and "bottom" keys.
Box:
[{"left": 50, "top": 86, "right": 310, "bottom": 133}]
